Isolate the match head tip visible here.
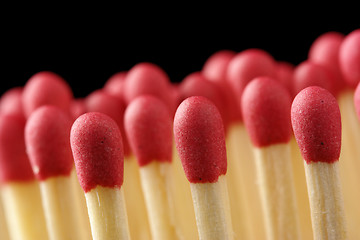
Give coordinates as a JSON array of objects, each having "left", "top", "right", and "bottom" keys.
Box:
[
  {"left": 291, "top": 86, "right": 341, "bottom": 164},
  {"left": 22, "top": 71, "right": 73, "bottom": 118},
  {"left": 71, "top": 112, "right": 124, "bottom": 193},
  {"left": 241, "top": 76, "right": 292, "bottom": 147},
  {"left": 339, "top": 29, "right": 360, "bottom": 88},
  {"left": 355, "top": 82, "right": 360, "bottom": 121},
  {"left": 202, "top": 50, "right": 236, "bottom": 82},
  {"left": 25, "top": 105, "right": 74, "bottom": 180},
  {"left": 174, "top": 96, "right": 227, "bottom": 183},
  {"left": 0, "top": 113, "right": 34, "bottom": 183},
  {"left": 0, "top": 87, "right": 25, "bottom": 118},
  {"left": 124, "top": 95, "right": 173, "bottom": 167}
]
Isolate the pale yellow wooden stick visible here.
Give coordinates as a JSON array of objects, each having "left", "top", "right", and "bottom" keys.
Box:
[
  {"left": 139, "top": 161, "right": 178, "bottom": 240},
  {"left": 338, "top": 91, "right": 360, "bottom": 240},
  {"left": 253, "top": 143, "right": 301, "bottom": 240},
  {"left": 290, "top": 137, "right": 313, "bottom": 240},
  {"left": 39, "top": 172, "right": 84, "bottom": 240},
  {"left": 304, "top": 162, "right": 347, "bottom": 240},
  {"left": 85, "top": 186, "right": 130, "bottom": 240},
  {"left": 1, "top": 181, "right": 49, "bottom": 240},
  {"left": 226, "top": 123, "right": 261, "bottom": 240},
  {"left": 123, "top": 155, "right": 152, "bottom": 240},
  {"left": 0, "top": 195, "right": 10, "bottom": 240}
]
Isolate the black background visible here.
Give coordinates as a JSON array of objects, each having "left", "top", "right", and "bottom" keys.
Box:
[{"left": 1, "top": 19, "right": 359, "bottom": 99}]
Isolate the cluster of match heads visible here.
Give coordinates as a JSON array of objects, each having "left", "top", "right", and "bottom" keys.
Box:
[{"left": 0, "top": 29, "right": 359, "bottom": 240}]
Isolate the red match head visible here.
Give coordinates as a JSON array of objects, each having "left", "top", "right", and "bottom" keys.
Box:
[
  {"left": 275, "top": 61, "right": 295, "bottom": 98},
  {"left": 174, "top": 96, "right": 227, "bottom": 183},
  {"left": 70, "top": 98, "right": 87, "bottom": 120},
  {"left": 103, "top": 71, "right": 128, "bottom": 101},
  {"left": 308, "top": 31, "right": 346, "bottom": 92},
  {"left": 0, "top": 113, "right": 34, "bottom": 183},
  {"left": 123, "top": 62, "right": 175, "bottom": 115},
  {"left": 355, "top": 82, "right": 360, "bottom": 121},
  {"left": 241, "top": 77, "right": 292, "bottom": 148},
  {"left": 293, "top": 61, "right": 336, "bottom": 97},
  {"left": 71, "top": 112, "right": 124, "bottom": 193},
  {"left": 226, "top": 48, "right": 276, "bottom": 120},
  {"left": 124, "top": 95, "right": 173, "bottom": 167},
  {"left": 291, "top": 86, "right": 341, "bottom": 164},
  {"left": 179, "top": 72, "right": 230, "bottom": 131},
  {"left": 0, "top": 87, "right": 25, "bottom": 118},
  {"left": 22, "top": 71, "right": 73, "bottom": 118},
  {"left": 25, "top": 105, "right": 74, "bottom": 180},
  {"left": 85, "top": 90, "right": 130, "bottom": 156},
  {"left": 339, "top": 29, "right": 360, "bottom": 88},
  {"left": 202, "top": 50, "right": 236, "bottom": 83}
]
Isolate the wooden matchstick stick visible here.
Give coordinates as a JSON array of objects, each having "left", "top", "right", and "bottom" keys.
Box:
[
  {"left": 71, "top": 112, "right": 131, "bottom": 240},
  {"left": 291, "top": 86, "right": 347, "bottom": 240}
]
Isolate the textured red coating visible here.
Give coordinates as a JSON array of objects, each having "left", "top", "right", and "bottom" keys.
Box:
[
  {"left": 71, "top": 112, "right": 124, "bottom": 193},
  {"left": 124, "top": 95, "right": 173, "bottom": 167},
  {"left": 0, "top": 87, "right": 25, "bottom": 118},
  {"left": 22, "top": 71, "right": 73, "bottom": 118},
  {"left": 123, "top": 62, "right": 175, "bottom": 116},
  {"left": 0, "top": 114, "right": 35, "bottom": 183},
  {"left": 202, "top": 50, "right": 241, "bottom": 122},
  {"left": 275, "top": 61, "right": 295, "bottom": 98},
  {"left": 355, "top": 82, "right": 360, "bottom": 121},
  {"left": 85, "top": 90, "right": 130, "bottom": 157},
  {"left": 291, "top": 86, "right": 341, "bottom": 164},
  {"left": 202, "top": 50, "right": 236, "bottom": 82},
  {"left": 308, "top": 31, "right": 346, "bottom": 93},
  {"left": 103, "top": 71, "right": 127, "bottom": 102},
  {"left": 70, "top": 98, "right": 87, "bottom": 120},
  {"left": 339, "top": 29, "right": 360, "bottom": 88},
  {"left": 293, "top": 61, "right": 336, "bottom": 97},
  {"left": 25, "top": 106, "right": 74, "bottom": 180},
  {"left": 226, "top": 49, "right": 276, "bottom": 120},
  {"left": 241, "top": 77, "right": 292, "bottom": 147},
  {"left": 179, "top": 72, "right": 230, "bottom": 131},
  {"left": 173, "top": 96, "right": 227, "bottom": 183}
]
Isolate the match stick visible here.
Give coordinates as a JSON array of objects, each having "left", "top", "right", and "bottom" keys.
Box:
[
  {"left": 179, "top": 70, "right": 251, "bottom": 239},
  {"left": 25, "top": 106, "right": 83, "bottom": 240},
  {"left": 0, "top": 113, "right": 49, "bottom": 240},
  {"left": 174, "top": 96, "right": 233, "bottom": 240},
  {"left": 0, "top": 197, "right": 10, "bottom": 240},
  {"left": 71, "top": 112, "right": 131, "bottom": 240},
  {"left": 125, "top": 95, "right": 178, "bottom": 240},
  {"left": 85, "top": 89, "right": 151, "bottom": 240},
  {"left": 241, "top": 76, "right": 301, "bottom": 240},
  {"left": 225, "top": 48, "right": 278, "bottom": 239},
  {"left": 22, "top": 71, "right": 73, "bottom": 118},
  {"left": 291, "top": 86, "right": 347, "bottom": 240}
]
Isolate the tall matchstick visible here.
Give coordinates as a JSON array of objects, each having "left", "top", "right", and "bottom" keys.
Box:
[
  {"left": 174, "top": 96, "right": 233, "bottom": 240},
  {"left": 124, "top": 95, "right": 178, "bottom": 240},
  {"left": 85, "top": 89, "right": 151, "bottom": 240},
  {"left": 241, "top": 76, "right": 301, "bottom": 240},
  {"left": 71, "top": 112, "right": 131, "bottom": 240},
  {"left": 25, "top": 106, "right": 83, "bottom": 240},
  {"left": 0, "top": 113, "right": 49, "bottom": 240},
  {"left": 291, "top": 86, "right": 347, "bottom": 240}
]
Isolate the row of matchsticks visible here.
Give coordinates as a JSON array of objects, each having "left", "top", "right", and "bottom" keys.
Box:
[{"left": 0, "top": 29, "right": 359, "bottom": 240}]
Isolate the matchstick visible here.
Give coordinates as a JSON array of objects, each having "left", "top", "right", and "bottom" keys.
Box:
[
  {"left": 71, "top": 112, "right": 131, "bottom": 240},
  {"left": 25, "top": 106, "right": 83, "bottom": 240},
  {"left": 85, "top": 89, "right": 151, "bottom": 240},
  {"left": 0, "top": 197, "right": 10, "bottom": 240},
  {"left": 0, "top": 113, "right": 49, "bottom": 240},
  {"left": 125, "top": 95, "right": 178, "bottom": 240},
  {"left": 174, "top": 96, "right": 233, "bottom": 240},
  {"left": 241, "top": 76, "right": 301, "bottom": 240},
  {"left": 291, "top": 86, "right": 347, "bottom": 240}
]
